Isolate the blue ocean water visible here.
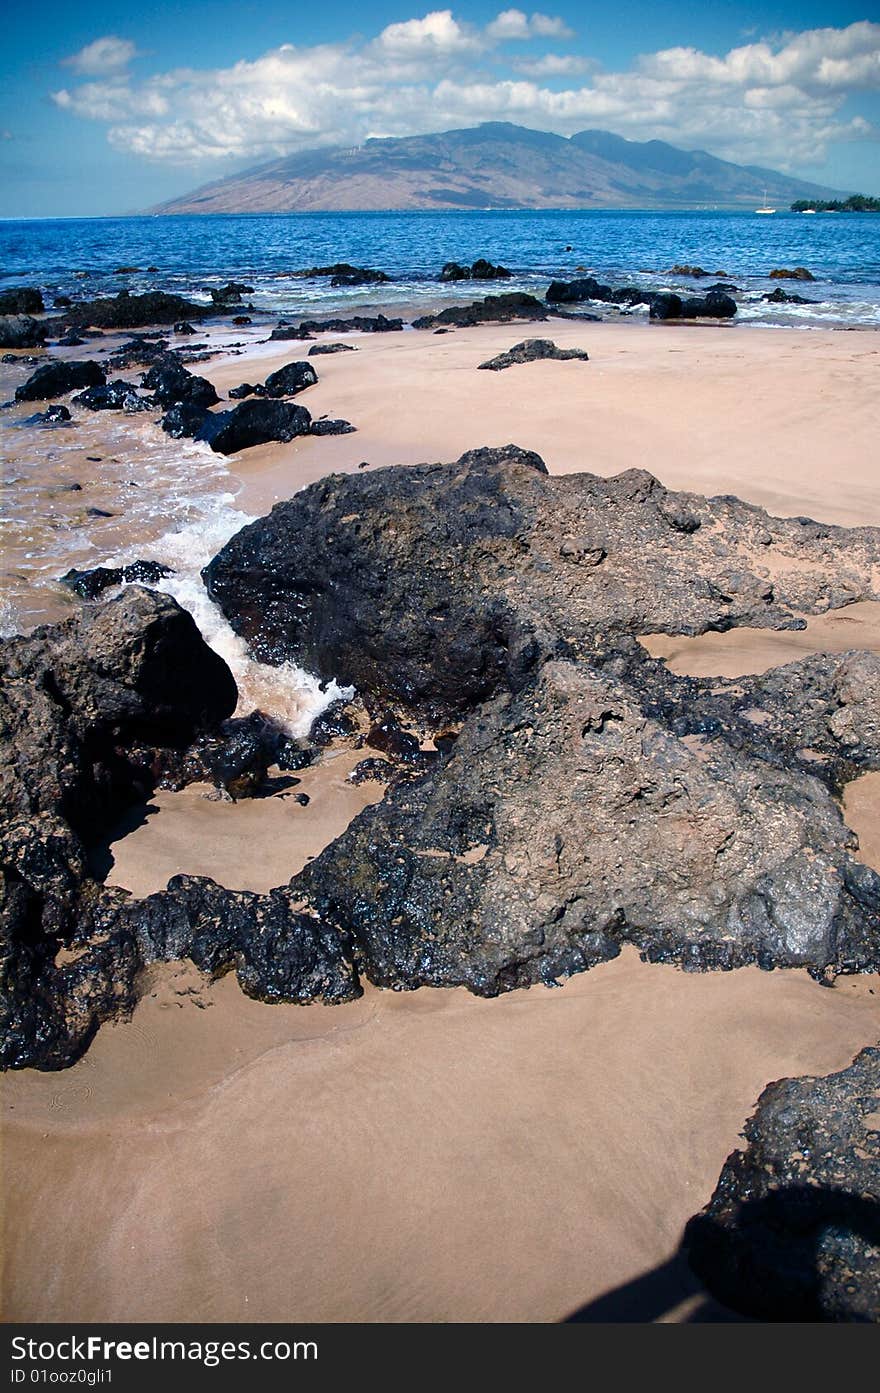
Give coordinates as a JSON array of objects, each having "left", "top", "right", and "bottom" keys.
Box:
[{"left": 2, "top": 209, "right": 879, "bottom": 328}]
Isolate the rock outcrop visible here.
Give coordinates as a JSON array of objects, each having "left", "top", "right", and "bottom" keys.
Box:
[
  {"left": 195, "top": 398, "right": 313, "bottom": 453},
  {"left": 0, "top": 288, "right": 44, "bottom": 315},
  {"left": 0, "top": 315, "right": 47, "bottom": 349},
  {"left": 413, "top": 294, "right": 547, "bottom": 329},
  {"left": 14, "top": 360, "right": 106, "bottom": 401},
  {"left": 204, "top": 446, "right": 880, "bottom": 720},
  {"left": 441, "top": 260, "right": 512, "bottom": 281},
  {"left": 6, "top": 448, "right": 880, "bottom": 1076},
  {"left": 62, "top": 291, "right": 210, "bottom": 329},
  {"left": 686, "top": 1046, "right": 880, "bottom": 1321},
  {"left": 270, "top": 315, "right": 402, "bottom": 339}
]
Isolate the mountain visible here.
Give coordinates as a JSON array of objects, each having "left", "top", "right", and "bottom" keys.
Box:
[{"left": 152, "top": 122, "right": 844, "bottom": 214}]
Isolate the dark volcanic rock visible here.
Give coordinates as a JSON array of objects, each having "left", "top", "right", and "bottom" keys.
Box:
[
  {"left": 292, "top": 649, "right": 880, "bottom": 996},
  {"left": 72, "top": 380, "right": 154, "bottom": 412},
  {"left": 209, "top": 281, "right": 254, "bottom": 305},
  {"left": 0, "top": 315, "right": 47, "bottom": 349},
  {"left": 546, "top": 277, "right": 614, "bottom": 304},
  {"left": 15, "top": 360, "right": 106, "bottom": 401},
  {"left": 23, "top": 404, "right": 72, "bottom": 426},
  {"left": 413, "top": 294, "right": 547, "bottom": 330},
  {"left": 270, "top": 315, "right": 403, "bottom": 338},
  {"left": 228, "top": 383, "right": 264, "bottom": 399},
  {"left": 0, "top": 288, "right": 44, "bottom": 315},
  {"left": 174, "top": 321, "right": 196, "bottom": 335},
  {"left": 296, "top": 263, "right": 389, "bottom": 287},
  {"left": 308, "top": 342, "right": 357, "bottom": 355},
  {"left": 142, "top": 356, "right": 219, "bottom": 409},
  {"left": 0, "top": 589, "right": 364, "bottom": 1070},
  {"left": 203, "top": 446, "right": 880, "bottom": 720},
  {"left": 59, "top": 560, "right": 175, "bottom": 600},
  {"left": 160, "top": 402, "right": 209, "bottom": 438},
  {"left": 195, "top": 398, "right": 312, "bottom": 454},
  {"left": 478, "top": 338, "right": 590, "bottom": 371},
  {"left": 0, "top": 588, "right": 237, "bottom": 830},
  {"left": 649, "top": 290, "right": 737, "bottom": 320},
  {"left": 441, "top": 259, "right": 512, "bottom": 281},
  {"left": 686, "top": 1046, "right": 880, "bottom": 1321},
  {"left": 309, "top": 418, "right": 355, "bottom": 436},
  {"left": 763, "top": 286, "right": 815, "bottom": 305},
  {"left": 65, "top": 291, "right": 209, "bottom": 330},
  {"left": 769, "top": 267, "right": 815, "bottom": 281},
  {"left": 263, "top": 361, "right": 318, "bottom": 397}
]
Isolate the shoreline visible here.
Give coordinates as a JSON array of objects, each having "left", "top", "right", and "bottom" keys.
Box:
[{"left": 3, "top": 314, "right": 880, "bottom": 1323}]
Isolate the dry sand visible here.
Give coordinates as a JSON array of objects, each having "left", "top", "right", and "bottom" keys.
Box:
[{"left": 3, "top": 320, "right": 880, "bottom": 1324}]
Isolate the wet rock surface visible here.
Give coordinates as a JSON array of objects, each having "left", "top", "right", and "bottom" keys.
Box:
[
  {"left": 62, "top": 291, "right": 210, "bottom": 329},
  {"left": 14, "top": 360, "right": 106, "bottom": 401},
  {"left": 478, "top": 338, "right": 590, "bottom": 370},
  {"left": 0, "top": 589, "right": 358, "bottom": 1070},
  {"left": 270, "top": 315, "right": 403, "bottom": 338},
  {"left": 204, "top": 446, "right": 880, "bottom": 721},
  {"left": 413, "top": 293, "right": 547, "bottom": 329},
  {"left": 0, "top": 315, "right": 47, "bottom": 349},
  {"left": 686, "top": 1046, "right": 880, "bottom": 1321},
  {"left": 195, "top": 398, "right": 313, "bottom": 454},
  {"left": 0, "top": 288, "right": 44, "bottom": 315},
  {"left": 441, "top": 259, "right": 512, "bottom": 281},
  {"left": 6, "top": 447, "right": 880, "bottom": 1079}
]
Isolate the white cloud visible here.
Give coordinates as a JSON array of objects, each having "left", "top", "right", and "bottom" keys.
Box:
[
  {"left": 487, "top": 11, "right": 574, "bottom": 41},
  {"left": 515, "top": 53, "right": 594, "bottom": 77},
  {"left": 377, "top": 10, "right": 481, "bottom": 55},
  {"left": 50, "top": 16, "right": 879, "bottom": 173},
  {"left": 62, "top": 36, "right": 138, "bottom": 76}
]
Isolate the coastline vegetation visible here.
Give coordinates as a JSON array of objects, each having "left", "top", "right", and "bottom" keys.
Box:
[{"left": 790, "top": 195, "right": 880, "bottom": 212}]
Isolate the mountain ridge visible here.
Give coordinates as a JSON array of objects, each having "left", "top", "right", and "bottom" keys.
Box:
[{"left": 152, "top": 122, "right": 845, "bottom": 215}]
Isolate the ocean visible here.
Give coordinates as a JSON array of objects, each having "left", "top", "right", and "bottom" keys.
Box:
[
  {"left": 2, "top": 207, "right": 879, "bottom": 724},
  {"left": 2, "top": 208, "right": 880, "bottom": 329}
]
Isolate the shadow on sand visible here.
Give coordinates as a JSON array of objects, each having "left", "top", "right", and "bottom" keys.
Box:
[{"left": 564, "top": 1186, "right": 880, "bottom": 1323}]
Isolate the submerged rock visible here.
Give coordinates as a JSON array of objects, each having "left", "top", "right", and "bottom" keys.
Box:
[
  {"left": 72, "top": 380, "right": 154, "bottom": 412},
  {"left": 478, "top": 339, "right": 590, "bottom": 370},
  {"left": 413, "top": 294, "right": 547, "bottom": 329},
  {"left": 763, "top": 286, "right": 815, "bottom": 305},
  {"left": 769, "top": 267, "right": 815, "bottom": 281},
  {"left": 160, "top": 401, "right": 209, "bottom": 438},
  {"left": 59, "top": 560, "right": 175, "bottom": 600},
  {"left": 195, "top": 398, "right": 312, "bottom": 453},
  {"left": 295, "top": 264, "right": 390, "bottom": 287},
  {"left": 686, "top": 1046, "right": 880, "bottom": 1321},
  {"left": 22, "top": 404, "right": 72, "bottom": 426},
  {"left": 14, "top": 360, "right": 106, "bottom": 401}
]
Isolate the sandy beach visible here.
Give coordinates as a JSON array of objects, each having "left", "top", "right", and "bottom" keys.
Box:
[{"left": 3, "top": 317, "right": 880, "bottom": 1323}]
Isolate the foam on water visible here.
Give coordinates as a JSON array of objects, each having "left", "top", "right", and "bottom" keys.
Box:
[{"left": 105, "top": 504, "right": 350, "bottom": 737}]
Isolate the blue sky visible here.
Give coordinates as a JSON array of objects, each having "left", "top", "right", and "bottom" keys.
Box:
[{"left": 1, "top": 3, "right": 878, "bottom": 215}]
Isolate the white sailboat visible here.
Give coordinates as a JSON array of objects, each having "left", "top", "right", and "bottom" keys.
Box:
[{"left": 755, "top": 188, "right": 776, "bottom": 214}]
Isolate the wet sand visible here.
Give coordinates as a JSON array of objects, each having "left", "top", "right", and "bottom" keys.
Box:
[
  {"left": 4, "top": 951, "right": 879, "bottom": 1323},
  {"left": 3, "top": 319, "right": 880, "bottom": 1323}
]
